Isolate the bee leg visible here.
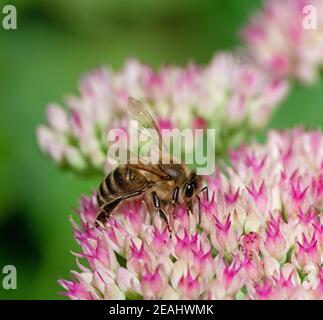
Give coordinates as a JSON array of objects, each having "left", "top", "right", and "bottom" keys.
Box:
[
  {"left": 95, "top": 201, "right": 119, "bottom": 227},
  {"left": 196, "top": 194, "right": 201, "bottom": 226},
  {"left": 95, "top": 210, "right": 111, "bottom": 227},
  {"left": 196, "top": 186, "right": 209, "bottom": 226},
  {"left": 152, "top": 192, "right": 171, "bottom": 234},
  {"left": 198, "top": 186, "right": 209, "bottom": 201},
  {"left": 122, "top": 189, "right": 145, "bottom": 200},
  {"left": 95, "top": 189, "right": 145, "bottom": 227},
  {"left": 171, "top": 187, "right": 179, "bottom": 219},
  {"left": 172, "top": 187, "right": 179, "bottom": 205}
]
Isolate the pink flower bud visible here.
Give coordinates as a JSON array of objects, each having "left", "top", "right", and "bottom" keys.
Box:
[
  {"left": 294, "top": 233, "right": 320, "bottom": 269},
  {"left": 141, "top": 265, "right": 165, "bottom": 298},
  {"left": 263, "top": 215, "right": 287, "bottom": 261}
]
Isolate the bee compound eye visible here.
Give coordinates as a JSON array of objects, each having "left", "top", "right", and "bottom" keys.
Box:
[{"left": 184, "top": 182, "right": 194, "bottom": 198}]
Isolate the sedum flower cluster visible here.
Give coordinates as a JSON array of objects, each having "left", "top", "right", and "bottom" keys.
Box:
[
  {"left": 60, "top": 129, "right": 323, "bottom": 300},
  {"left": 243, "top": 0, "right": 323, "bottom": 83},
  {"left": 37, "top": 54, "right": 288, "bottom": 175}
]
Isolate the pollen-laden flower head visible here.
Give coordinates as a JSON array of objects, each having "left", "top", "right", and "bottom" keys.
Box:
[
  {"left": 242, "top": 0, "right": 323, "bottom": 83},
  {"left": 60, "top": 129, "right": 323, "bottom": 300},
  {"left": 37, "top": 54, "right": 288, "bottom": 175}
]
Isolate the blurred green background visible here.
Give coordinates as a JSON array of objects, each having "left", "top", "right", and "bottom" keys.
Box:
[{"left": 0, "top": 0, "right": 322, "bottom": 299}]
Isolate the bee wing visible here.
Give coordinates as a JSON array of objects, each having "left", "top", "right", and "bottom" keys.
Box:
[{"left": 128, "top": 97, "right": 170, "bottom": 164}]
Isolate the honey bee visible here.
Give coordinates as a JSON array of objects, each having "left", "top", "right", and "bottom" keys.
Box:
[{"left": 96, "top": 97, "right": 206, "bottom": 229}]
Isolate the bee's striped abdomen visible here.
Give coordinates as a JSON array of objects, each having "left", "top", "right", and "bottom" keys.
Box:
[
  {"left": 97, "top": 172, "right": 118, "bottom": 206},
  {"left": 96, "top": 165, "right": 147, "bottom": 208}
]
